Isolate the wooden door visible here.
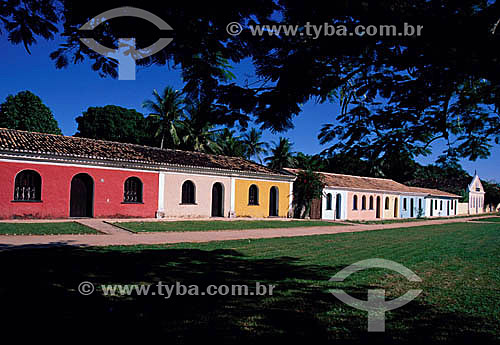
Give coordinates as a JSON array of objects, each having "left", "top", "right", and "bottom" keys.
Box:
[
  {"left": 70, "top": 174, "right": 93, "bottom": 217},
  {"left": 309, "top": 198, "right": 322, "bottom": 219},
  {"left": 211, "top": 183, "right": 223, "bottom": 217}
]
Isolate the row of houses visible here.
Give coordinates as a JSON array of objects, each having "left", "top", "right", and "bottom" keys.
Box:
[
  {"left": 287, "top": 169, "right": 485, "bottom": 221},
  {"left": 0, "top": 128, "right": 487, "bottom": 220}
]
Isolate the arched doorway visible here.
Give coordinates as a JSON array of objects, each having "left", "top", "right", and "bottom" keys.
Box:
[
  {"left": 269, "top": 186, "right": 279, "bottom": 217},
  {"left": 211, "top": 182, "right": 224, "bottom": 217},
  {"left": 335, "top": 194, "right": 342, "bottom": 219},
  {"left": 70, "top": 173, "right": 94, "bottom": 217},
  {"left": 376, "top": 196, "right": 381, "bottom": 218},
  {"left": 410, "top": 198, "right": 414, "bottom": 218},
  {"left": 394, "top": 198, "right": 398, "bottom": 218}
]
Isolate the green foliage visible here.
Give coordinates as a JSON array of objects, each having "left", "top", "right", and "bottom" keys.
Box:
[
  {"left": 142, "top": 86, "right": 184, "bottom": 149},
  {"left": 483, "top": 180, "right": 500, "bottom": 209},
  {"left": 177, "top": 100, "right": 220, "bottom": 154},
  {"left": 265, "top": 137, "right": 297, "bottom": 171},
  {"left": 0, "top": 0, "right": 59, "bottom": 53},
  {"left": 241, "top": 128, "right": 269, "bottom": 163},
  {"left": 6, "top": 1, "right": 500, "bottom": 163},
  {"left": 0, "top": 90, "right": 61, "bottom": 134},
  {"left": 293, "top": 169, "right": 325, "bottom": 218},
  {"left": 75, "top": 105, "right": 151, "bottom": 145},
  {"left": 215, "top": 128, "right": 247, "bottom": 158}
]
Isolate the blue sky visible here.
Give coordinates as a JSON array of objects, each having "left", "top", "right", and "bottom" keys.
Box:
[{"left": 1, "top": 33, "right": 499, "bottom": 181}]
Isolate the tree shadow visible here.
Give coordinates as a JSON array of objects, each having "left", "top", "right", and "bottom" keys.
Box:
[{"left": 0, "top": 246, "right": 497, "bottom": 343}]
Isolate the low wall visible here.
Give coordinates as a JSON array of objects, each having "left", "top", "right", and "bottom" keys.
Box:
[{"left": 457, "top": 203, "right": 469, "bottom": 215}]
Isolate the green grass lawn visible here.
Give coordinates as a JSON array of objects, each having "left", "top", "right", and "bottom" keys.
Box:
[
  {"left": 0, "top": 221, "right": 100, "bottom": 235},
  {"left": 346, "top": 212, "right": 499, "bottom": 225},
  {"left": 116, "top": 219, "right": 347, "bottom": 233},
  {"left": 469, "top": 217, "right": 500, "bottom": 222},
  {"left": 1, "top": 222, "right": 498, "bottom": 343}
]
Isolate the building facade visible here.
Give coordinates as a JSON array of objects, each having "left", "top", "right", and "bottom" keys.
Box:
[
  {"left": 0, "top": 128, "right": 295, "bottom": 219},
  {"left": 287, "top": 169, "right": 461, "bottom": 221},
  {"left": 467, "top": 174, "right": 485, "bottom": 214}
]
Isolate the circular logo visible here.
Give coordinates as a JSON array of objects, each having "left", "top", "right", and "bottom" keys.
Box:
[
  {"left": 226, "top": 22, "right": 243, "bottom": 36},
  {"left": 78, "top": 281, "right": 95, "bottom": 295}
]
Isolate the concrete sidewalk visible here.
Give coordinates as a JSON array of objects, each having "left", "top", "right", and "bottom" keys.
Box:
[{"left": 0, "top": 216, "right": 498, "bottom": 250}]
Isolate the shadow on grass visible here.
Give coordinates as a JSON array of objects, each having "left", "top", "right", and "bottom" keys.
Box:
[{"left": 0, "top": 246, "right": 497, "bottom": 343}]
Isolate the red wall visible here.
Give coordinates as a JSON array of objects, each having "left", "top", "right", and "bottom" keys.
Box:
[{"left": 0, "top": 161, "right": 159, "bottom": 219}]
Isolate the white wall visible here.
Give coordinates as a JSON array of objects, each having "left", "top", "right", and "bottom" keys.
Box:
[{"left": 322, "top": 189, "right": 347, "bottom": 220}]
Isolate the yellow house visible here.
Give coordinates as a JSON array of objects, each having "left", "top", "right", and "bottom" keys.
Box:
[
  {"left": 383, "top": 194, "right": 400, "bottom": 219},
  {"left": 234, "top": 178, "right": 293, "bottom": 218}
]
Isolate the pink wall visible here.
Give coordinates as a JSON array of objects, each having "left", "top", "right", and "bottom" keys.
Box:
[
  {"left": 163, "top": 173, "right": 231, "bottom": 218},
  {"left": 346, "top": 191, "right": 383, "bottom": 221},
  {"left": 0, "top": 161, "right": 158, "bottom": 219}
]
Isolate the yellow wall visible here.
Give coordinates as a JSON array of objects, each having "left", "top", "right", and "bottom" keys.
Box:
[
  {"left": 383, "top": 195, "right": 400, "bottom": 219},
  {"left": 235, "top": 179, "right": 291, "bottom": 217}
]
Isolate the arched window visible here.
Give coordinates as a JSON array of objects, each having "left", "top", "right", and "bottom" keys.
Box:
[
  {"left": 353, "top": 195, "right": 358, "bottom": 210},
  {"left": 440, "top": 200, "right": 443, "bottom": 211},
  {"left": 249, "top": 184, "right": 259, "bottom": 205},
  {"left": 124, "top": 177, "right": 143, "bottom": 203},
  {"left": 181, "top": 180, "right": 196, "bottom": 204},
  {"left": 385, "top": 197, "right": 390, "bottom": 210},
  {"left": 369, "top": 196, "right": 374, "bottom": 210},
  {"left": 403, "top": 198, "right": 407, "bottom": 211},
  {"left": 361, "top": 195, "right": 366, "bottom": 210},
  {"left": 326, "top": 193, "right": 332, "bottom": 210},
  {"left": 14, "top": 170, "right": 41, "bottom": 201}
]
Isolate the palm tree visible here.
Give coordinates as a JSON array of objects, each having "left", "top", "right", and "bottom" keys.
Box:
[
  {"left": 142, "top": 86, "right": 183, "bottom": 149},
  {"left": 242, "top": 128, "right": 269, "bottom": 163},
  {"left": 216, "top": 128, "right": 246, "bottom": 157},
  {"left": 179, "top": 101, "right": 220, "bottom": 153},
  {"left": 265, "top": 137, "right": 296, "bottom": 171}
]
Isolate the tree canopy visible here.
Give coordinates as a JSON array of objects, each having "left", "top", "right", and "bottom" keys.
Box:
[
  {"left": 0, "top": 90, "right": 61, "bottom": 134},
  {"left": 3, "top": 1, "right": 500, "bottom": 167},
  {"left": 74, "top": 105, "right": 152, "bottom": 145}
]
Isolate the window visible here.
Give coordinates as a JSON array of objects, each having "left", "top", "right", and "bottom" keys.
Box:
[
  {"left": 440, "top": 200, "right": 443, "bottom": 211},
  {"left": 451, "top": 200, "right": 454, "bottom": 210},
  {"left": 385, "top": 197, "right": 390, "bottom": 210},
  {"left": 369, "top": 196, "right": 374, "bottom": 210},
  {"left": 123, "top": 177, "right": 143, "bottom": 203},
  {"left": 14, "top": 170, "right": 41, "bottom": 201},
  {"left": 353, "top": 195, "right": 358, "bottom": 210},
  {"left": 435, "top": 200, "right": 438, "bottom": 210},
  {"left": 249, "top": 184, "right": 259, "bottom": 205},
  {"left": 326, "top": 193, "right": 332, "bottom": 210},
  {"left": 361, "top": 195, "right": 366, "bottom": 210},
  {"left": 403, "top": 198, "right": 407, "bottom": 211},
  {"left": 181, "top": 180, "right": 196, "bottom": 204}
]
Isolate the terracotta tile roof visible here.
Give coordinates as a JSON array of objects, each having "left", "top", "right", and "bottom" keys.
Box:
[
  {"left": 0, "top": 128, "right": 292, "bottom": 177},
  {"left": 286, "top": 168, "right": 459, "bottom": 198},
  {"left": 404, "top": 186, "right": 460, "bottom": 198}
]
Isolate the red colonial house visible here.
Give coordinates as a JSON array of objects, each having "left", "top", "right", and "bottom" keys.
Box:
[{"left": 0, "top": 128, "right": 161, "bottom": 219}]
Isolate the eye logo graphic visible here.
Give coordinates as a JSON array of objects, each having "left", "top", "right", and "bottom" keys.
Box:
[
  {"left": 79, "top": 7, "right": 173, "bottom": 80},
  {"left": 329, "top": 258, "right": 422, "bottom": 332}
]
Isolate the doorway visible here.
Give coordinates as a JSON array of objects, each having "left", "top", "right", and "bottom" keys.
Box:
[
  {"left": 211, "top": 183, "right": 224, "bottom": 217},
  {"left": 269, "top": 186, "right": 279, "bottom": 217},
  {"left": 336, "top": 194, "right": 342, "bottom": 219},
  {"left": 376, "top": 196, "right": 381, "bottom": 218},
  {"left": 70, "top": 173, "right": 94, "bottom": 217}
]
